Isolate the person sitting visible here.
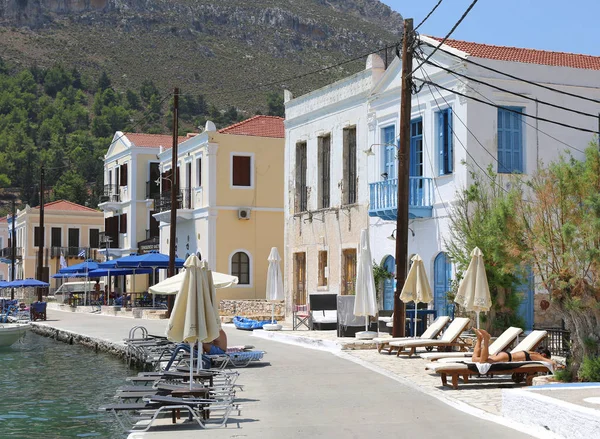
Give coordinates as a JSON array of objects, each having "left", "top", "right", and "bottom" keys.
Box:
[
  {"left": 203, "top": 329, "right": 228, "bottom": 355},
  {"left": 472, "top": 328, "right": 558, "bottom": 366}
]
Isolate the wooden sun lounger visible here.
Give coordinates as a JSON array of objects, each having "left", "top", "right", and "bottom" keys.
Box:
[
  {"left": 425, "top": 361, "right": 553, "bottom": 389},
  {"left": 374, "top": 316, "right": 450, "bottom": 354},
  {"left": 389, "top": 317, "right": 471, "bottom": 357}
]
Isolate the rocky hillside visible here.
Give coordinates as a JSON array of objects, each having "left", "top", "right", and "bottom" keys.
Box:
[{"left": 0, "top": 0, "right": 403, "bottom": 110}]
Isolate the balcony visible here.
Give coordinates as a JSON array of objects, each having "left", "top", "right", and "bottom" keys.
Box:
[
  {"left": 50, "top": 246, "right": 98, "bottom": 259},
  {"left": 98, "top": 184, "right": 123, "bottom": 211},
  {"left": 152, "top": 188, "right": 193, "bottom": 223},
  {"left": 0, "top": 247, "right": 22, "bottom": 261},
  {"left": 369, "top": 177, "right": 433, "bottom": 220}
]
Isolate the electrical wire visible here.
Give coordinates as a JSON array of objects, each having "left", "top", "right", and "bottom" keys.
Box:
[
  {"left": 415, "top": 78, "right": 599, "bottom": 135},
  {"left": 410, "top": 0, "right": 479, "bottom": 76},
  {"left": 418, "top": 39, "right": 600, "bottom": 105},
  {"left": 419, "top": 55, "right": 587, "bottom": 155},
  {"left": 420, "top": 57, "right": 599, "bottom": 119},
  {"left": 414, "top": 0, "right": 444, "bottom": 31}
]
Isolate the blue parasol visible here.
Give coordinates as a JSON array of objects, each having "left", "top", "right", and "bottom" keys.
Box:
[{"left": 7, "top": 278, "right": 50, "bottom": 288}]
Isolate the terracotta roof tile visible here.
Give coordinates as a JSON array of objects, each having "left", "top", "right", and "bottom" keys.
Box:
[
  {"left": 429, "top": 37, "right": 600, "bottom": 70},
  {"left": 124, "top": 133, "right": 187, "bottom": 149},
  {"left": 218, "top": 115, "right": 284, "bottom": 138},
  {"left": 34, "top": 200, "right": 100, "bottom": 213}
]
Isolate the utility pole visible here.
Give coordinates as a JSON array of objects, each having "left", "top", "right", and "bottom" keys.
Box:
[
  {"left": 10, "top": 197, "right": 15, "bottom": 300},
  {"left": 392, "top": 18, "right": 413, "bottom": 338},
  {"left": 167, "top": 88, "right": 179, "bottom": 317},
  {"left": 36, "top": 165, "right": 45, "bottom": 302}
]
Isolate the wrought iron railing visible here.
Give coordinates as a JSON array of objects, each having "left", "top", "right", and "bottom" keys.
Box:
[
  {"left": 154, "top": 188, "right": 193, "bottom": 212},
  {"left": 51, "top": 246, "right": 97, "bottom": 259},
  {"left": 535, "top": 326, "right": 571, "bottom": 357},
  {"left": 99, "top": 184, "right": 120, "bottom": 203},
  {"left": 0, "top": 247, "right": 21, "bottom": 259}
]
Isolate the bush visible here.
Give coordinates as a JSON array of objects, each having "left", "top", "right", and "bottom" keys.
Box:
[
  {"left": 578, "top": 356, "right": 600, "bottom": 382},
  {"left": 553, "top": 366, "right": 573, "bottom": 382}
]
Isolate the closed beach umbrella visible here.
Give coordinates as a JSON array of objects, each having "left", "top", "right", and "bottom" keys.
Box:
[
  {"left": 166, "top": 255, "right": 221, "bottom": 388},
  {"left": 454, "top": 247, "right": 492, "bottom": 329},
  {"left": 266, "top": 247, "right": 284, "bottom": 324},
  {"left": 353, "top": 229, "right": 378, "bottom": 337},
  {"left": 149, "top": 270, "right": 238, "bottom": 295},
  {"left": 400, "top": 254, "right": 433, "bottom": 337}
]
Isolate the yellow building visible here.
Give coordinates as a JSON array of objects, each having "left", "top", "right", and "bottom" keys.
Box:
[
  {"left": 156, "top": 116, "right": 285, "bottom": 300},
  {"left": 12, "top": 200, "right": 104, "bottom": 289}
]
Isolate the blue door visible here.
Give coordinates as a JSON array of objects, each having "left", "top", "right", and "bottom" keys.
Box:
[
  {"left": 410, "top": 118, "right": 423, "bottom": 206},
  {"left": 517, "top": 267, "right": 534, "bottom": 331},
  {"left": 382, "top": 126, "right": 397, "bottom": 180},
  {"left": 383, "top": 255, "right": 395, "bottom": 310},
  {"left": 434, "top": 252, "right": 452, "bottom": 317}
]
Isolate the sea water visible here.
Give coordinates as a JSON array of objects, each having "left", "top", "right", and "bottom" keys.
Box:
[{"left": 0, "top": 331, "right": 134, "bottom": 438}]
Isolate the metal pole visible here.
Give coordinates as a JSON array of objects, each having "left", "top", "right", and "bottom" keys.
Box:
[
  {"left": 36, "top": 165, "right": 45, "bottom": 302},
  {"left": 392, "top": 19, "right": 413, "bottom": 338},
  {"left": 10, "top": 198, "right": 15, "bottom": 300},
  {"left": 167, "top": 88, "right": 179, "bottom": 317}
]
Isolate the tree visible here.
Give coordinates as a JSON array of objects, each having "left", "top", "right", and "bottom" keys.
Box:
[
  {"left": 267, "top": 91, "right": 284, "bottom": 117},
  {"left": 140, "top": 80, "right": 159, "bottom": 103},
  {"left": 43, "top": 65, "right": 73, "bottom": 97},
  {"left": 445, "top": 166, "right": 525, "bottom": 333},
  {"left": 52, "top": 170, "right": 88, "bottom": 205},
  {"left": 511, "top": 144, "right": 600, "bottom": 376},
  {"left": 97, "top": 71, "right": 111, "bottom": 92},
  {"left": 125, "top": 89, "right": 141, "bottom": 110}
]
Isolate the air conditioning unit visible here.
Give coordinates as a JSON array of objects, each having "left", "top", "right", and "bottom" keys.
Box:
[{"left": 238, "top": 208, "right": 251, "bottom": 220}]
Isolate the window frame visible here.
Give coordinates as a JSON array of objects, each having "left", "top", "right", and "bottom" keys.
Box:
[
  {"left": 381, "top": 125, "right": 397, "bottom": 180},
  {"left": 318, "top": 134, "right": 331, "bottom": 209},
  {"left": 436, "top": 107, "right": 453, "bottom": 176},
  {"left": 230, "top": 152, "right": 255, "bottom": 189},
  {"left": 342, "top": 127, "right": 357, "bottom": 205},
  {"left": 497, "top": 106, "right": 525, "bottom": 174},
  {"left": 295, "top": 141, "right": 308, "bottom": 213},
  {"left": 318, "top": 250, "right": 328, "bottom": 288},
  {"left": 229, "top": 249, "right": 252, "bottom": 287}
]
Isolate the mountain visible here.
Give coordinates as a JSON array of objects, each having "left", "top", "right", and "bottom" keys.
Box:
[{"left": 0, "top": 0, "right": 403, "bottom": 111}]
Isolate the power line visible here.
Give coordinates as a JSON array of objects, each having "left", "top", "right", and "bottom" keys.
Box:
[
  {"left": 418, "top": 39, "right": 600, "bottom": 105},
  {"left": 420, "top": 56, "right": 586, "bottom": 155},
  {"left": 415, "top": 77, "right": 599, "bottom": 134},
  {"left": 414, "top": 0, "right": 444, "bottom": 31},
  {"left": 420, "top": 57, "right": 599, "bottom": 119},
  {"left": 176, "top": 43, "right": 400, "bottom": 100},
  {"left": 410, "top": 0, "right": 479, "bottom": 76}
]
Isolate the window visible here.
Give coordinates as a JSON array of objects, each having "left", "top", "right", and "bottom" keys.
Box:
[
  {"left": 231, "top": 251, "right": 250, "bottom": 285},
  {"left": 34, "top": 226, "right": 43, "bottom": 247},
  {"left": 318, "top": 135, "right": 331, "bottom": 209},
  {"left": 119, "top": 213, "right": 127, "bottom": 234},
  {"left": 149, "top": 211, "right": 159, "bottom": 238},
  {"left": 232, "top": 155, "right": 252, "bottom": 187},
  {"left": 51, "top": 227, "right": 62, "bottom": 248},
  {"left": 104, "top": 216, "right": 119, "bottom": 248},
  {"left": 119, "top": 163, "right": 128, "bottom": 186},
  {"left": 68, "top": 228, "right": 79, "bottom": 256},
  {"left": 89, "top": 229, "right": 100, "bottom": 248},
  {"left": 196, "top": 157, "right": 202, "bottom": 187},
  {"left": 436, "top": 108, "right": 453, "bottom": 175},
  {"left": 410, "top": 118, "right": 423, "bottom": 177},
  {"left": 148, "top": 163, "right": 160, "bottom": 199},
  {"left": 295, "top": 142, "right": 307, "bottom": 212},
  {"left": 318, "top": 251, "right": 328, "bottom": 287},
  {"left": 382, "top": 125, "right": 396, "bottom": 179},
  {"left": 343, "top": 127, "right": 357, "bottom": 205},
  {"left": 498, "top": 107, "right": 524, "bottom": 173}
]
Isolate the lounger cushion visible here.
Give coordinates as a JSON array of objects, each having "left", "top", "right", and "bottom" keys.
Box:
[{"left": 311, "top": 310, "right": 337, "bottom": 324}]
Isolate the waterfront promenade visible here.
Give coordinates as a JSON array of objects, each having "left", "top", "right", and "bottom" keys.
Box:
[{"left": 33, "top": 310, "right": 544, "bottom": 439}]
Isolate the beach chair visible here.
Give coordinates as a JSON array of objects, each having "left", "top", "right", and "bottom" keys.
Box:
[
  {"left": 293, "top": 304, "right": 310, "bottom": 330},
  {"left": 419, "top": 326, "right": 524, "bottom": 361},
  {"left": 374, "top": 315, "right": 450, "bottom": 354},
  {"left": 425, "top": 360, "right": 554, "bottom": 389},
  {"left": 30, "top": 301, "right": 47, "bottom": 321},
  {"left": 389, "top": 317, "right": 471, "bottom": 357}
]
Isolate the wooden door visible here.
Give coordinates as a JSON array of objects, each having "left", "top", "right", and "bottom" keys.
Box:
[
  {"left": 342, "top": 248, "right": 357, "bottom": 295},
  {"left": 293, "top": 252, "right": 306, "bottom": 305}
]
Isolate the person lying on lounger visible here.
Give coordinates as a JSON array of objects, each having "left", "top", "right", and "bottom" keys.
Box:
[
  {"left": 472, "top": 328, "right": 559, "bottom": 366},
  {"left": 203, "top": 329, "right": 228, "bottom": 355}
]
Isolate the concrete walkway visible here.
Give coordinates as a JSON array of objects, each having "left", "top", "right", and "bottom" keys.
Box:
[{"left": 30, "top": 310, "right": 551, "bottom": 439}]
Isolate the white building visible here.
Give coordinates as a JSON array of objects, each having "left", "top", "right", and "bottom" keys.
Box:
[{"left": 285, "top": 36, "right": 600, "bottom": 330}]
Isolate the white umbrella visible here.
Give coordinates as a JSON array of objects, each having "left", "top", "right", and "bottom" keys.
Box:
[
  {"left": 264, "top": 247, "right": 284, "bottom": 330},
  {"left": 454, "top": 247, "right": 492, "bottom": 329},
  {"left": 166, "top": 255, "right": 221, "bottom": 389},
  {"left": 353, "top": 229, "right": 378, "bottom": 339},
  {"left": 149, "top": 270, "right": 238, "bottom": 295},
  {"left": 400, "top": 254, "right": 433, "bottom": 337}
]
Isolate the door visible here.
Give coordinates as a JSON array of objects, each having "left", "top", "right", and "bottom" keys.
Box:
[
  {"left": 341, "top": 248, "right": 357, "bottom": 295},
  {"left": 410, "top": 118, "right": 424, "bottom": 206},
  {"left": 293, "top": 252, "right": 306, "bottom": 305},
  {"left": 68, "top": 228, "right": 80, "bottom": 257},
  {"left": 517, "top": 267, "right": 535, "bottom": 331},
  {"left": 383, "top": 255, "right": 395, "bottom": 310},
  {"left": 434, "top": 252, "right": 452, "bottom": 317}
]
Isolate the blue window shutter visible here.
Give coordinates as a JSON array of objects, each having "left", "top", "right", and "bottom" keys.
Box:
[
  {"left": 446, "top": 109, "right": 453, "bottom": 173},
  {"left": 437, "top": 111, "right": 444, "bottom": 175},
  {"left": 498, "top": 107, "right": 524, "bottom": 173}
]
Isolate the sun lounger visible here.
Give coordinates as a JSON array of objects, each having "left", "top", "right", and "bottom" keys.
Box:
[
  {"left": 425, "top": 360, "right": 554, "bottom": 389},
  {"left": 389, "top": 317, "right": 471, "bottom": 357},
  {"left": 419, "top": 326, "right": 524, "bottom": 361},
  {"left": 374, "top": 316, "right": 450, "bottom": 354},
  {"left": 204, "top": 350, "right": 266, "bottom": 368}
]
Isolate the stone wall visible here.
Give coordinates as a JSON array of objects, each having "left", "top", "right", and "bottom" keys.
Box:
[
  {"left": 220, "top": 299, "right": 285, "bottom": 319},
  {"left": 533, "top": 293, "right": 564, "bottom": 328}
]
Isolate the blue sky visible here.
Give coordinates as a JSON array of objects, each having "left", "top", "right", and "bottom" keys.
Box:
[{"left": 380, "top": 0, "right": 600, "bottom": 56}]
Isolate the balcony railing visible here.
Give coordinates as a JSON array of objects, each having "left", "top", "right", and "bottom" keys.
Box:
[
  {"left": 368, "top": 177, "right": 433, "bottom": 220},
  {"left": 0, "top": 247, "right": 22, "bottom": 259},
  {"left": 154, "top": 188, "right": 193, "bottom": 213},
  {"left": 99, "top": 184, "right": 120, "bottom": 203},
  {"left": 50, "top": 246, "right": 97, "bottom": 259}
]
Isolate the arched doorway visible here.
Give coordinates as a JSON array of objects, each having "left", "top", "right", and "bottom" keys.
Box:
[
  {"left": 382, "top": 255, "right": 395, "bottom": 310},
  {"left": 434, "top": 252, "right": 452, "bottom": 317}
]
